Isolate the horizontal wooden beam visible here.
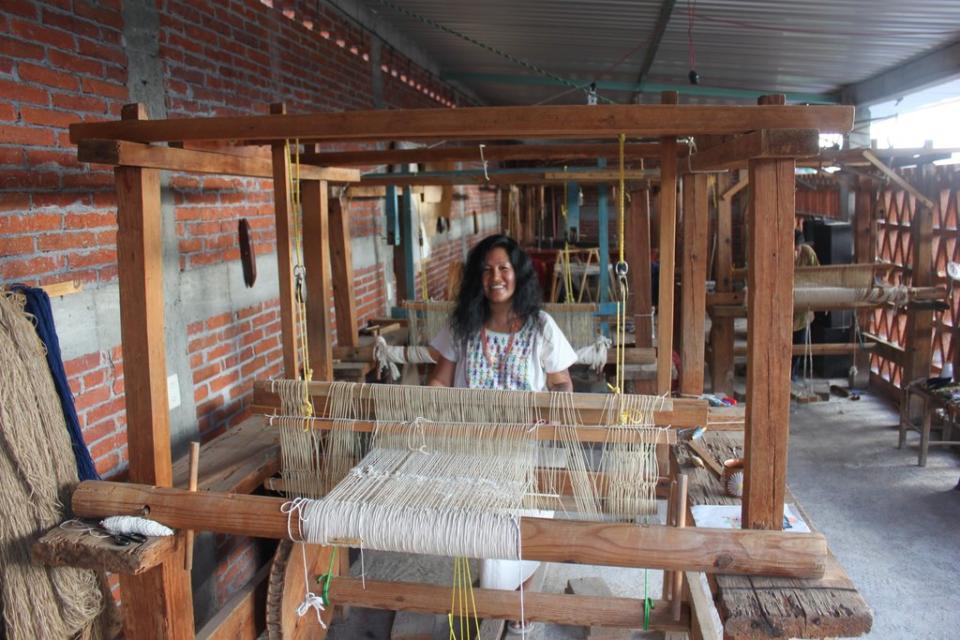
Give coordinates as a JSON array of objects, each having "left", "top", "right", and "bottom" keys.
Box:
[
  {"left": 360, "top": 168, "right": 654, "bottom": 187},
  {"left": 78, "top": 140, "right": 360, "bottom": 182},
  {"left": 687, "top": 129, "right": 820, "bottom": 172},
  {"left": 250, "top": 380, "right": 710, "bottom": 428},
  {"left": 72, "top": 481, "right": 827, "bottom": 578},
  {"left": 259, "top": 415, "right": 678, "bottom": 444},
  {"left": 331, "top": 345, "right": 658, "bottom": 365},
  {"left": 329, "top": 577, "right": 688, "bottom": 631},
  {"left": 733, "top": 343, "right": 876, "bottom": 356},
  {"left": 69, "top": 104, "right": 856, "bottom": 145},
  {"left": 302, "top": 142, "right": 671, "bottom": 166}
]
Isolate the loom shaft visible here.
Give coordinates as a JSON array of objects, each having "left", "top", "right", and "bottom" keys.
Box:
[{"left": 73, "top": 480, "right": 827, "bottom": 579}]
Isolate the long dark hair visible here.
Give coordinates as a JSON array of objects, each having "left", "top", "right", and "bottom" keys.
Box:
[{"left": 451, "top": 234, "right": 543, "bottom": 346}]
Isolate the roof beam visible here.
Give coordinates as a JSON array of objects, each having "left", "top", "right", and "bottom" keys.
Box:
[
  {"left": 633, "top": 0, "right": 678, "bottom": 100},
  {"left": 359, "top": 167, "right": 655, "bottom": 187},
  {"left": 69, "top": 104, "right": 855, "bottom": 145},
  {"left": 300, "top": 142, "right": 671, "bottom": 166},
  {"left": 841, "top": 40, "right": 960, "bottom": 107}
]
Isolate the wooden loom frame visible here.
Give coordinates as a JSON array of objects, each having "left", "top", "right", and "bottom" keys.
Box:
[{"left": 62, "top": 98, "right": 855, "bottom": 639}]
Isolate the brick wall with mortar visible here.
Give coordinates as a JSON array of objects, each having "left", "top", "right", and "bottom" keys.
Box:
[{"left": 0, "top": 0, "right": 495, "bottom": 623}]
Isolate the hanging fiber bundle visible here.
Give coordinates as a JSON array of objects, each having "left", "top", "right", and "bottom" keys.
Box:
[{"left": 0, "top": 292, "right": 106, "bottom": 639}]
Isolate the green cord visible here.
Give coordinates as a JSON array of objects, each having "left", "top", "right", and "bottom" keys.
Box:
[
  {"left": 315, "top": 547, "right": 339, "bottom": 606},
  {"left": 643, "top": 568, "right": 654, "bottom": 630}
]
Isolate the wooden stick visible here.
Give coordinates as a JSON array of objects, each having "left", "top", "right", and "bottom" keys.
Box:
[
  {"left": 672, "top": 474, "right": 689, "bottom": 621},
  {"left": 72, "top": 481, "right": 828, "bottom": 578},
  {"left": 183, "top": 441, "right": 200, "bottom": 571},
  {"left": 260, "top": 414, "right": 678, "bottom": 445},
  {"left": 249, "top": 380, "right": 719, "bottom": 429},
  {"left": 328, "top": 577, "right": 687, "bottom": 631}
]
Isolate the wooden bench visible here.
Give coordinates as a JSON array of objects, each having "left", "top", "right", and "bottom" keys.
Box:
[{"left": 899, "top": 383, "right": 960, "bottom": 466}]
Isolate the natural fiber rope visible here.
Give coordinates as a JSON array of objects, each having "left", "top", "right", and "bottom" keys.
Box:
[{"left": 0, "top": 292, "right": 104, "bottom": 639}]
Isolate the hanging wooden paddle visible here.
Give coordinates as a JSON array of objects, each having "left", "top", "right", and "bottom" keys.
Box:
[{"left": 238, "top": 218, "right": 257, "bottom": 287}]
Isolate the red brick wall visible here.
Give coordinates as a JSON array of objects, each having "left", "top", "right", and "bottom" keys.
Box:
[{"left": 1, "top": 0, "right": 492, "bottom": 616}]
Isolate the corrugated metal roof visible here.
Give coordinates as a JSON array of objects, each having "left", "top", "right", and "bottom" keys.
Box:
[{"left": 352, "top": 0, "right": 960, "bottom": 105}]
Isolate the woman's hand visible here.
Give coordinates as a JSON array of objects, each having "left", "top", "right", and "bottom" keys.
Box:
[
  {"left": 427, "top": 354, "right": 455, "bottom": 387},
  {"left": 546, "top": 369, "right": 573, "bottom": 392}
]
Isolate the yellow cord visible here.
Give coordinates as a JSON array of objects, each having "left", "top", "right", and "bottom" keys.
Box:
[
  {"left": 448, "top": 557, "right": 479, "bottom": 639},
  {"left": 615, "top": 134, "right": 628, "bottom": 396},
  {"left": 287, "top": 140, "right": 313, "bottom": 414}
]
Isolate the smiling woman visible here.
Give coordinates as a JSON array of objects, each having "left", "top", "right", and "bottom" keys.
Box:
[{"left": 427, "top": 234, "right": 576, "bottom": 392}]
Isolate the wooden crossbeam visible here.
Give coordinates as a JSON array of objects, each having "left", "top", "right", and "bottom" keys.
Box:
[
  {"left": 733, "top": 343, "right": 876, "bottom": 356},
  {"left": 69, "top": 104, "right": 855, "bottom": 145},
  {"left": 72, "top": 482, "right": 828, "bottom": 578},
  {"left": 301, "top": 142, "right": 669, "bottom": 166},
  {"left": 862, "top": 149, "right": 937, "bottom": 210},
  {"left": 328, "top": 578, "right": 688, "bottom": 631},
  {"left": 331, "top": 344, "right": 657, "bottom": 365},
  {"left": 359, "top": 168, "right": 654, "bottom": 187},
  {"left": 686, "top": 129, "right": 820, "bottom": 172},
  {"left": 258, "top": 415, "right": 678, "bottom": 444},
  {"left": 250, "top": 380, "right": 712, "bottom": 428},
  {"left": 78, "top": 139, "right": 360, "bottom": 181}
]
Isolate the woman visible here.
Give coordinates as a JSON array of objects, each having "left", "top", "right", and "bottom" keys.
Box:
[
  {"left": 427, "top": 234, "right": 576, "bottom": 634},
  {"left": 428, "top": 234, "right": 577, "bottom": 392}
]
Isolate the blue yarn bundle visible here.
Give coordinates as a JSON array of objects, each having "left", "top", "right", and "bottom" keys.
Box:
[{"left": 11, "top": 285, "right": 100, "bottom": 480}]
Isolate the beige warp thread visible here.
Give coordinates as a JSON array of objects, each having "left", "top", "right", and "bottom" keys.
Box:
[{"left": 0, "top": 293, "right": 105, "bottom": 640}]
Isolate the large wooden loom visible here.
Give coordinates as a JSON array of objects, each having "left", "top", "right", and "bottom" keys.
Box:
[{"left": 50, "top": 98, "right": 875, "bottom": 639}]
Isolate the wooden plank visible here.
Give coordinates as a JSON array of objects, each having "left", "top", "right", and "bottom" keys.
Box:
[
  {"left": 657, "top": 92, "right": 680, "bottom": 393},
  {"left": 171, "top": 415, "right": 279, "bottom": 495},
  {"left": 113, "top": 102, "right": 194, "bottom": 640},
  {"left": 70, "top": 104, "right": 856, "bottom": 144},
  {"left": 271, "top": 104, "right": 299, "bottom": 378},
  {"left": 196, "top": 564, "right": 269, "bottom": 640},
  {"left": 687, "top": 129, "right": 820, "bottom": 172},
  {"left": 742, "top": 154, "right": 796, "bottom": 531},
  {"left": 72, "top": 481, "right": 828, "bottom": 578},
  {"left": 32, "top": 526, "right": 177, "bottom": 575},
  {"left": 250, "top": 380, "right": 714, "bottom": 429},
  {"left": 710, "top": 172, "right": 736, "bottom": 394},
  {"left": 77, "top": 139, "right": 359, "bottom": 181},
  {"left": 302, "top": 179, "right": 334, "bottom": 381},
  {"left": 333, "top": 578, "right": 687, "bottom": 632},
  {"left": 625, "top": 188, "right": 654, "bottom": 347},
  {"left": 721, "top": 174, "right": 748, "bottom": 201},
  {"left": 302, "top": 142, "right": 667, "bottom": 166},
  {"left": 680, "top": 173, "right": 709, "bottom": 394}
]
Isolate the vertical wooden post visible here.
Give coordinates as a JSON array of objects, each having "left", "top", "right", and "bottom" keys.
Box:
[
  {"left": 301, "top": 180, "right": 335, "bottom": 382},
  {"left": 626, "top": 188, "right": 653, "bottom": 347},
  {"left": 679, "top": 173, "right": 709, "bottom": 395},
  {"left": 329, "top": 193, "right": 360, "bottom": 348},
  {"left": 270, "top": 103, "right": 299, "bottom": 378},
  {"left": 710, "top": 172, "right": 736, "bottom": 394},
  {"left": 904, "top": 201, "right": 935, "bottom": 383},
  {"left": 114, "top": 102, "right": 194, "bottom": 639},
  {"left": 597, "top": 161, "right": 610, "bottom": 304},
  {"left": 742, "top": 156, "right": 796, "bottom": 530},
  {"left": 657, "top": 91, "right": 679, "bottom": 394}
]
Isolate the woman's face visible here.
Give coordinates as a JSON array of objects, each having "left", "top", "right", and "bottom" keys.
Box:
[{"left": 481, "top": 246, "right": 516, "bottom": 305}]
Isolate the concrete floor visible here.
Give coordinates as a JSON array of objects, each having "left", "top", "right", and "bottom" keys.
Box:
[
  {"left": 327, "top": 388, "right": 960, "bottom": 640},
  {"left": 787, "top": 390, "right": 960, "bottom": 639}
]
